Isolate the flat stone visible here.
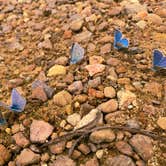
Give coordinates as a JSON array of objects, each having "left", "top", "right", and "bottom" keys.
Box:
[
  {"left": 74, "top": 31, "right": 92, "bottom": 43},
  {"left": 13, "top": 132, "right": 30, "bottom": 148},
  {"left": 54, "top": 56, "right": 68, "bottom": 66},
  {"left": 85, "top": 64, "right": 105, "bottom": 76},
  {"left": 31, "top": 86, "right": 48, "bottom": 102},
  {"left": 49, "top": 155, "right": 76, "bottom": 166},
  {"left": 104, "top": 86, "right": 116, "bottom": 98},
  {"left": 89, "top": 56, "right": 104, "bottom": 65},
  {"left": 53, "top": 90, "right": 72, "bottom": 107},
  {"left": 115, "top": 141, "right": 133, "bottom": 156},
  {"left": 90, "top": 129, "right": 115, "bottom": 144},
  {"left": 105, "top": 155, "right": 135, "bottom": 166},
  {"left": 117, "top": 90, "right": 137, "bottom": 109},
  {"left": 38, "top": 39, "right": 52, "bottom": 49},
  {"left": 144, "top": 82, "right": 162, "bottom": 98},
  {"left": 98, "top": 99, "right": 118, "bottom": 113},
  {"left": 70, "top": 19, "right": 84, "bottom": 32},
  {"left": 67, "top": 113, "right": 81, "bottom": 126},
  {"left": 74, "top": 109, "right": 102, "bottom": 130},
  {"left": 129, "top": 134, "right": 153, "bottom": 161},
  {"left": 83, "top": 156, "right": 99, "bottom": 166},
  {"left": 105, "top": 111, "right": 128, "bottom": 124},
  {"left": 0, "top": 144, "right": 11, "bottom": 165},
  {"left": 145, "top": 14, "right": 162, "bottom": 25},
  {"left": 30, "top": 120, "right": 54, "bottom": 143},
  {"left": 49, "top": 141, "right": 66, "bottom": 154},
  {"left": 47, "top": 65, "right": 66, "bottom": 77},
  {"left": 68, "top": 81, "right": 83, "bottom": 94},
  {"left": 88, "top": 88, "right": 104, "bottom": 99},
  {"left": 100, "top": 43, "right": 111, "bottom": 54},
  {"left": 77, "top": 144, "right": 91, "bottom": 155},
  {"left": 157, "top": 117, "right": 166, "bottom": 130},
  {"left": 16, "top": 148, "right": 40, "bottom": 166},
  {"left": 88, "top": 77, "right": 101, "bottom": 88}
]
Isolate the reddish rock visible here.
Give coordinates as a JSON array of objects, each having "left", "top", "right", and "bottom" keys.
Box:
[
  {"left": 70, "top": 19, "right": 84, "bottom": 32},
  {"left": 63, "top": 30, "right": 72, "bottom": 39},
  {"left": 83, "top": 156, "right": 99, "bottom": 166},
  {"left": 98, "top": 35, "right": 113, "bottom": 44},
  {"left": 68, "top": 81, "right": 83, "bottom": 94},
  {"left": 77, "top": 144, "right": 91, "bottom": 155},
  {"left": 54, "top": 56, "right": 68, "bottom": 66},
  {"left": 116, "top": 65, "right": 127, "bottom": 73},
  {"left": 49, "top": 155, "right": 76, "bottom": 166},
  {"left": 106, "top": 57, "right": 121, "bottom": 66},
  {"left": 104, "top": 86, "right": 116, "bottom": 98},
  {"left": 109, "top": 7, "right": 122, "bottom": 16},
  {"left": 100, "top": 43, "right": 111, "bottom": 54},
  {"left": 144, "top": 82, "right": 162, "bottom": 98},
  {"left": 31, "top": 86, "right": 48, "bottom": 102},
  {"left": 98, "top": 99, "right": 118, "bottom": 113},
  {"left": 0, "top": 144, "right": 11, "bottom": 165},
  {"left": 117, "top": 90, "right": 136, "bottom": 109},
  {"left": 49, "top": 141, "right": 66, "bottom": 154},
  {"left": 105, "top": 111, "right": 128, "bottom": 124},
  {"left": 88, "top": 88, "right": 104, "bottom": 98},
  {"left": 85, "top": 64, "right": 105, "bottom": 76},
  {"left": 90, "top": 129, "right": 115, "bottom": 144},
  {"left": 118, "top": 78, "right": 131, "bottom": 85},
  {"left": 145, "top": 14, "right": 163, "bottom": 25},
  {"left": 16, "top": 149, "right": 40, "bottom": 166},
  {"left": 115, "top": 141, "right": 134, "bottom": 156},
  {"left": 105, "top": 155, "right": 135, "bottom": 166},
  {"left": 8, "top": 78, "right": 24, "bottom": 88},
  {"left": 88, "top": 77, "right": 101, "bottom": 88},
  {"left": 129, "top": 134, "right": 153, "bottom": 161},
  {"left": 13, "top": 132, "right": 30, "bottom": 148},
  {"left": 30, "top": 120, "right": 54, "bottom": 143},
  {"left": 89, "top": 56, "right": 104, "bottom": 65},
  {"left": 98, "top": 21, "right": 108, "bottom": 31},
  {"left": 74, "top": 31, "right": 92, "bottom": 43},
  {"left": 155, "top": 8, "right": 166, "bottom": 18},
  {"left": 53, "top": 90, "right": 72, "bottom": 106}
]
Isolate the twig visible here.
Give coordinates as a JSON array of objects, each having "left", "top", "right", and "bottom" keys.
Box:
[{"left": 68, "top": 134, "right": 87, "bottom": 157}]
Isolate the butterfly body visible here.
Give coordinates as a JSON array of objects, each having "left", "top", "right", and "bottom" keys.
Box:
[
  {"left": 114, "top": 30, "right": 129, "bottom": 50},
  {"left": 70, "top": 43, "right": 85, "bottom": 64},
  {"left": 153, "top": 50, "right": 166, "bottom": 70}
]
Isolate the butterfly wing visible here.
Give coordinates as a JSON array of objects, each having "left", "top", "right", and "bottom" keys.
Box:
[
  {"left": 10, "top": 89, "right": 26, "bottom": 112},
  {"left": 70, "top": 43, "right": 85, "bottom": 64},
  {"left": 114, "top": 30, "right": 129, "bottom": 49},
  {"left": 0, "top": 111, "right": 6, "bottom": 125},
  {"left": 153, "top": 50, "right": 163, "bottom": 68},
  {"left": 157, "top": 56, "right": 166, "bottom": 69}
]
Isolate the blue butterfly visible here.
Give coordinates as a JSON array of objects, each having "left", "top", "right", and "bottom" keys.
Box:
[
  {"left": 114, "top": 30, "right": 129, "bottom": 50},
  {"left": 70, "top": 43, "right": 85, "bottom": 64},
  {"left": 0, "top": 112, "right": 6, "bottom": 125},
  {"left": 9, "top": 88, "right": 26, "bottom": 112},
  {"left": 153, "top": 50, "right": 166, "bottom": 70}
]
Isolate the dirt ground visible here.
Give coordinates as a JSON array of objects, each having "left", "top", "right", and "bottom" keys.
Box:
[{"left": 0, "top": 0, "right": 166, "bottom": 165}]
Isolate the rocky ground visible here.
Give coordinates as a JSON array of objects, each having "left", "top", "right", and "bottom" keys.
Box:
[{"left": 0, "top": 0, "right": 166, "bottom": 165}]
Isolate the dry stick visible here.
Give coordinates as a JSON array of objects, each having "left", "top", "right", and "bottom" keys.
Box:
[
  {"left": 86, "top": 125, "right": 166, "bottom": 142},
  {"left": 42, "top": 111, "right": 101, "bottom": 147},
  {"left": 41, "top": 130, "right": 84, "bottom": 147},
  {"left": 68, "top": 134, "right": 87, "bottom": 157}
]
